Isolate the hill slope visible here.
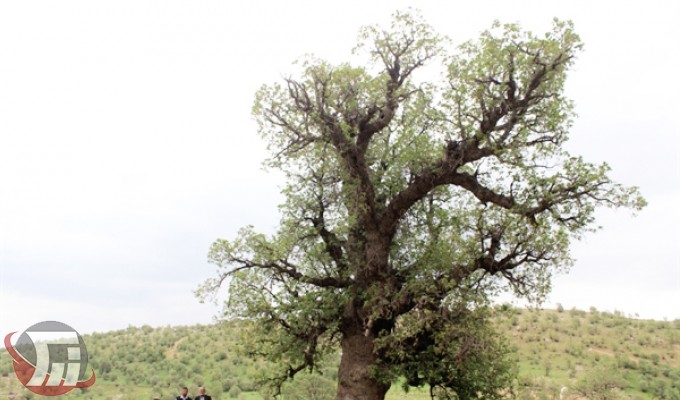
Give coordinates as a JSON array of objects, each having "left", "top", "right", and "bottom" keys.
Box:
[{"left": 1, "top": 307, "right": 679, "bottom": 399}]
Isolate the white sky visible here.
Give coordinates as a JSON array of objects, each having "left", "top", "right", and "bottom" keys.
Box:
[{"left": 1, "top": 0, "right": 678, "bottom": 335}]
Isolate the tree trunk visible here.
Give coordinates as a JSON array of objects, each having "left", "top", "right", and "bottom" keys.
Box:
[{"left": 336, "top": 329, "right": 390, "bottom": 400}]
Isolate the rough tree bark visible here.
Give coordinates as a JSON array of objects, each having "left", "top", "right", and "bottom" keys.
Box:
[{"left": 337, "top": 323, "right": 390, "bottom": 400}]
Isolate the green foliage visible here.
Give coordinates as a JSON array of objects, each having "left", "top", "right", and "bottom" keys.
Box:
[
  {"left": 228, "top": 384, "right": 242, "bottom": 398},
  {"left": 572, "top": 366, "right": 627, "bottom": 400},
  {"left": 280, "top": 373, "right": 336, "bottom": 400},
  {"left": 198, "top": 11, "right": 645, "bottom": 398},
  {"left": 375, "top": 304, "right": 516, "bottom": 399}
]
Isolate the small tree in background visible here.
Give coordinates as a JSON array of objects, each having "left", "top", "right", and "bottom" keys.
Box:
[
  {"left": 198, "top": 10, "right": 644, "bottom": 400},
  {"left": 280, "top": 373, "right": 337, "bottom": 400},
  {"left": 572, "top": 367, "right": 627, "bottom": 400}
]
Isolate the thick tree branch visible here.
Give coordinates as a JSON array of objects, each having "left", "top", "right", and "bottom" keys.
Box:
[
  {"left": 447, "top": 172, "right": 515, "bottom": 208},
  {"left": 380, "top": 142, "right": 494, "bottom": 236},
  {"left": 356, "top": 75, "right": 400, "bottom": 154},
  {"left": 306, "top": 188, "right": 349, "bottom": 271},
  {"left": 228, "top": 256, "right": 350, "bottom": 289}
]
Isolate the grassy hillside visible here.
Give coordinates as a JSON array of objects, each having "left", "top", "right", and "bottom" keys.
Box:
[
  {"left": 499, "top": 306, "right": 680, "bottom": 399},
  {"left": 2, "top": 307, "right": 679, "bottom": 400}
]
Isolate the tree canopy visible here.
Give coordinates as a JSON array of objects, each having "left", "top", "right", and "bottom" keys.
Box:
[{"left": 198, "top": 10, "right": 644, "bottom": 400}]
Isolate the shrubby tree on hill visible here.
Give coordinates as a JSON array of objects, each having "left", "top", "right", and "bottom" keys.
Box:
[
  {"left": 281, "top": 373, "right": 337, "bottom": 400},
  {"left": 572, "top": 367, "right": 627, "bottom": 400},
  {"left": 198, "top": 10, "right": 644, "bottom": 400}
]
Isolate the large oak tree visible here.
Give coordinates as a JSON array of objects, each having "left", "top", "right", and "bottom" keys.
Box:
[{"left": 198, "top": 11, "right": 644, "bottom": 400}]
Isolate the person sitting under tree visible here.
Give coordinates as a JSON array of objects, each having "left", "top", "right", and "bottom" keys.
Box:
[
  {"left": 196, "top": 386, "right": 212, "bottom": 400},
  {"left": 176, "top": 386, "right": 191, "bottom": 400}
]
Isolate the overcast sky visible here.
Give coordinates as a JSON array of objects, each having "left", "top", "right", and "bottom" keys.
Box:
[{"left": 1, "top": 0, "right": 678, "bottom": 335}]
